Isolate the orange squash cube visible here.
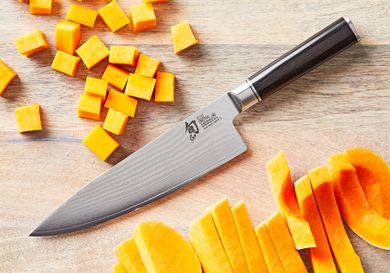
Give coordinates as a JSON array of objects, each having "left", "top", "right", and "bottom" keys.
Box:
[
  {"left": 76, "top": 35, "right": 109, "bottom": 69},
  {"left": 125, "top": 73, "right": 156, "bottom": 101},
  {"left": 171, "top": 21, "right": 198, "bottom": 53},
  {"left": 102, "top": 64, "right": 129, "bottom": 91},
  {"left": 98, "top": 0, "right": 130, "bottom": 32},
  {"left": 155, "top": 72, "right": 175, "bottom": 102},
  {"left": 135, "top": 53, "right": 160, "bottom": 77},
  {"left": 0, "top": 59, "right": 17, "bottom": 96},
  {"left": 84, "top": 76, "right": 108, "bottom": 103},
  {"left": 55, "top": 20, "right": 81, "bottom": 55},
  {"left": 129, "top": 3, "right": 156, "bottom": 32},
  {"left": 29, "top": 0, "right": 52, "bottom": 15},
  {"left": 109, "top": 46, "right": 140, "bottom": 66},
  {"left": 103, "top": 108, "right": 129, "bottom": 135},
  {"left": 51, "top": 50, "right": 80, "bottom": 77},
  {"left": 15, "top": 104, "right": 42, "bottom": 133},
  {"left": 15, "top": 30, "right": 49, "bottom": 57},
  {"left": 104, "top": 89, "right": 138, "bottom": 117},
  {"left": 83, "top": 124, "right": 119, "bottom": 161},
  {"left": 67, "top": 4, "right": 98, "bottom": 28},
  {"left": 77, "top": 94, "right": 102, "bottom": 120}
]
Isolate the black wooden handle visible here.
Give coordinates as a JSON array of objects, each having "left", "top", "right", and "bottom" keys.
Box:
[{"left": 248, "top": 17, "right": 360, "bottom": 99}]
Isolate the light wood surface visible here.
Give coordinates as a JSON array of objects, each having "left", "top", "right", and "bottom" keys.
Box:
[{"left": 1, "top": 0, "right": 390, "bottom": 272}]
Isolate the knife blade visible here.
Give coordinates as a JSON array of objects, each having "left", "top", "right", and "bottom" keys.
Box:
[{"left": 31, "top": 17, "right": 360, "bottom": 236}]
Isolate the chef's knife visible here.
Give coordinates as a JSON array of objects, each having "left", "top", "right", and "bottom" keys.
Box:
[{"left": 31, "top": 17, "right": 360, "bottom": 236}]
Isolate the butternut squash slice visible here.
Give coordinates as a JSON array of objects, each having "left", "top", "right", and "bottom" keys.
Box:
[
  {"left": 266, "top": 212, "right": 308, "bottom": 273},
  {"left": 133, "top": 221, "right": 201, "bottom": 273},
  {"left": 295, "top": 176, "right": 337, "bottom": 273},
  {"left": 189, "top": 210, "right": 234, "bottom": 273},
  {"left": 309, "top": 166, "right": 363, "bottom": 273},
  {"left": 345, "top": 147, "right": 390, "bottom": 219},
  {"left": 254, "top": 223, "right": 284, "bottom": 273},
  {"left": 328, "top": 153, "right": 390, "bottom": 249},
  {"left": 266, "top": 151, "right": 316, "bottom": 249},
  {"left": 232, "top": 202, "right": 269, "bottom": 273},
  {"left": 115, "top": 238, "right": 147, "bottom": 273}
]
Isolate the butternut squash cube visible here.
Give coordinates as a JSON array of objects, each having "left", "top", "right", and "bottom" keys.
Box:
[
  {"left": 115, "top": 238, "right": 147, "bottom": 273},
  {"left": 66, "top": 4, "right": 98, "bottom": 28},
  {"left": 135, "top": 53, "right": 160, "bottom": 77},
  {"left": 133, "top": 221, "right": 201, "bottom": 273},
  {"left": 85, "top": 76, "right": 108, "bottom": 103},
  {"left": 211, "top": 199, "right": 250, "bottom": 273},
  {"left": 0, "top": 59, "right": 17, "bottom": 96},
  {"left": 15, "top": 104, "right": 42, "bottom": 133},
  {"left": 112, "top": 263, "right": 127, "bottom": 273},
  {"left": 266, "top": 212, "right": 308, "bottom": 273},
  {"left": 125, "top": 73, "right": 156, "bottom": 101},
  {"left": 189, "top": 211, "right": 234, "bottom": 273},
  {"left": 232, "top": 202, "right": 268, "bottom": 273},
  {"left": 29, "top": 0, "right": 52, "bottom": 15},
  {"left": 155, "top": 72, "right": 175, "bottom": 102},
  {"left": 109, "top": 45, "right": 140, "bottom": 67},
  {"left": 129, "top": 3, "right": 156, "bottom": 32},
  {"left": 76, "top": 35, "right": 109, "bottom": 69},
  {"left": 98, "top": 0, "right": 130, "bottom": 32},
  {"left": 103, "top": 108, "right": 129, "bottom": 135},
  {"left": 254, "top": 223, "right": 284, "bottom": 273},
  {"left": 77, "top": 94, "right": 101, "bottom": 120},
  {"left": 55, "top": 20, "right": 81, "bottom": 55},
  {"left": 171, "top": 21, "right": 198, "bottom": 54},
  {"left": 102, "top": 64, "right": 129, "bottom": 91},
  {"left": 83, "top": 124, "right": 119, "bottom": 161},
  {"left": 51, "top": 50, "right": 80, "bottom": 77},
  {"left": 104, "top": 89, "right": 138, "bottom": 117},
  {"left": 15, "top": 30, "right": 49, "bottom": 57}
]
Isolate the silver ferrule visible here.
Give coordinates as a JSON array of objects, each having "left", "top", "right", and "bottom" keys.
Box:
[
  {"left": 343, "top": 16, "right": 360, "bottom": 41},
  {"left": 229, "top": 80, "right": 260, "bottom": 112}
]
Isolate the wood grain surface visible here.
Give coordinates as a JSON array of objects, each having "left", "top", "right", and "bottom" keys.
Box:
[{"left": 1, "top": 0, "right": 390, "bottom": 272}]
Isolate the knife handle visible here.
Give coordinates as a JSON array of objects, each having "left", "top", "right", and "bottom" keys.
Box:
[{"left": 247, "top": 17, "right": 360, "bottom": 100}]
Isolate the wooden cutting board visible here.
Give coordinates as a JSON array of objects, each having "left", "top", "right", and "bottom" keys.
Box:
[{"left": 1, "top": 0, "right": 389, "bottom": 272}]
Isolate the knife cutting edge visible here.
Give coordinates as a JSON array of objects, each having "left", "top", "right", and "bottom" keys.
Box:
[{"left": 31, "top": 17, "right": 360, "bottom": 236}]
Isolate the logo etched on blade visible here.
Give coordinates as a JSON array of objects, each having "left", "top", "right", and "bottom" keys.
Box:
[
  {"left": 185, "top": 112, "right": 222, "bottom": 142},
  {"left": 185, "top": 120, "right": 199, "bottom": 142}
]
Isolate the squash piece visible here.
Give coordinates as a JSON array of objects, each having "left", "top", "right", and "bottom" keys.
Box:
[
  {"left": 103, "top": 108, "right": 129, "bottom": 135},
  {"left": 66, "top": 4, "right": 98, "bottom": 28},
  {"left": 232, "top": 202, "right": 268, "bottom": 273},
  {"left": 29, "top": 0, "right": 52, "bottom": 14},
  {"left": 309, "top": 166, "right": 363, "bottom": 273},
  {"left": 155, "top": 72, "right": 175, "bottom": 103},
  {"left": 115, "top": 238, "right": 147, "bottom": 273},
  {"left": 109, "top": 45, "right": 140, "bottom": 67},
  {"left": 84, "top": 76, "right": 108, "bottom": 104},
  {"left": 102, "top": 64, "right": 129, "bottom": 91},
  {"left": 99, "top": 0, "right": 130, "bottom": 32},
  {"left": 76, "top": 35, "right": 109, "bottom": 69},
  {"left": 171, "top": 20, "right": 199, "bottom": 54},
  {"left": 112, "top": 263, "right": 127, "bottom": 273},
  {"left": 105, "top": 89, "right": 138, "bottom": 117},
  {"left": 15, "top": 30, "right": 49, "bottom": 57},
  {"left": 51, "top": 50, "right": 80, "bottom": 77},
  {"left": 189, "top": 210, "right": 234, "bottom": 273},
  {"left": 294, "top": 175, "right": 337, "bottom": 273},
  {"left": 55, "top": 20, "right": 81, "bottom": 55},
  {"left": 83, "top": 124, "right": 119, "bottom": 161},
  {"left": 15, "top": 104, "right": 42, "bottom": 133},
  {"left": 133, "top": 221, "right": 201, "bottom": 273},
  {"left": 328, "top": 153, "right": 390, "bottom": 249},
  {"left": 254, "top": 223, "right": 284, "bottom": 273},
  {"left": 130, "top": 3, "right": 156, "bottom": 32},
  {"left": 77, "top": 94, "right": 101, "bottom": 120},
  {"left": 135, "top": 54, "right": 160, "bottom": 77},
  {"left": 266, "top": 151, "right": 316, "bottom": 249},
  {"left": 211, "top": 199, "right": 249, "bottom": 273},
  {"left": 0, "top": 59, "right": 17, "bottom": 96},
  {"left": 345, "top": 147, "right": 390, "bottom": 219},
  {"left": 125, "top": 73, "right": 156, "bottom": 101}
]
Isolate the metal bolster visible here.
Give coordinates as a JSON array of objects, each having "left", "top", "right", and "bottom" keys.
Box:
[
  {"left": 343, "top": 16, "right": 361, "bottom": 41},
  {"left": 229, "top": 80, "right": 261, "bottom": 112}
]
